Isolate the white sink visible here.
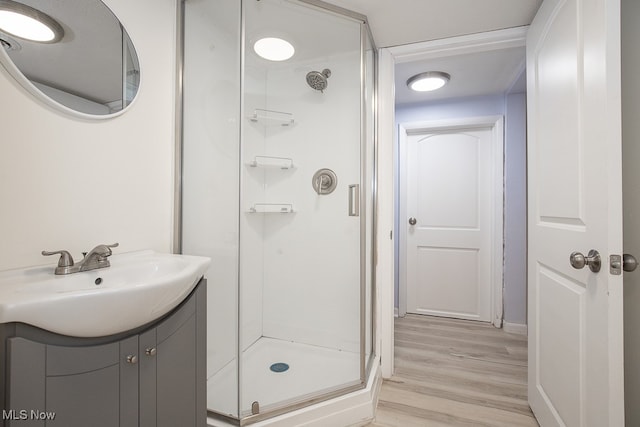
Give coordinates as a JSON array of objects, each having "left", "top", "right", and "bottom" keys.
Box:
[{"left": 0, "top": 250, "right": 211, "bottom": 337}]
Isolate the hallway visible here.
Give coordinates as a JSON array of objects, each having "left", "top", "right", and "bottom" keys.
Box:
[{"left": 369, "top": 315, "right": 538, "bottom": 426}]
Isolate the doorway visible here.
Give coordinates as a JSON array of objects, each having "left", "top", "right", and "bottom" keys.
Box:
[{"left": 376, "top": 26, "right": 528, "bottom": 378}]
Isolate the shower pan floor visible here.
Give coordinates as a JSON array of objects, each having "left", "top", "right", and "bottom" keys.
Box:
[{"left": 207, "top": 337, "right": 360, "bottom": 418}]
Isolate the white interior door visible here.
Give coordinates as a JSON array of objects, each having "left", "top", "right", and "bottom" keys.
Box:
[
  {"left": 401, "top": 118, "right": 503, "bottom": 323},
  {"left": 527, "top": 0, "right": 624, "bottom": 425}
]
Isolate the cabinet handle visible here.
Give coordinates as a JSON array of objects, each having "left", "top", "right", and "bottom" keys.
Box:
[
  {"left": 145, "top": 347, "right": 157, "bottom": 357},
  {"left": 126, "top": 355, "right": 138, "bottom": 364}
]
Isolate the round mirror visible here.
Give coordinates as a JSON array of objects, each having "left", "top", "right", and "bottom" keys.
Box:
[{"left": 0, "top": 0, "right": 140, "bottom": 118}]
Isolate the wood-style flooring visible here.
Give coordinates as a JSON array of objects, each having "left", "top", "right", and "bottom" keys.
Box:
[{"left": 367, "top": 315, "right": 539, "bottom": 427}]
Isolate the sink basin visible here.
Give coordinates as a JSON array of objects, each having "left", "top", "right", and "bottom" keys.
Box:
[{"left": 0, "top": 250, "right": 211, "bottom": 337}]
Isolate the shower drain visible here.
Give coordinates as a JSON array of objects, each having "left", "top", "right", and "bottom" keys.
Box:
[{"left": 269, "top": 362, "right": 289, "bottom": 373}]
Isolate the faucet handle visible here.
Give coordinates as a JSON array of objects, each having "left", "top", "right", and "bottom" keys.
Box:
[
  {"left": 91, "top": 243, "right": 119, "bottom": 259},
  {"left": 42, "top": 250, "right": 74, "bottom": 267},
  {"left": 103, "top": 243, "right": 119, "bottom": 256}
]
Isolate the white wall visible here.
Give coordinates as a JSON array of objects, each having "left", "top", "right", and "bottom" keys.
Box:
[
  {"left": 396, "top": 95, "right": 506, "bottom": 123},
  {"left": 503, "top": 92, "right": 527, "bottom": 325},
  {"left": 0, "top": 0, "right": 176, "bottom": 271},
  {"left": 395, "top": 92, "right": 527, "bottom": 325}
]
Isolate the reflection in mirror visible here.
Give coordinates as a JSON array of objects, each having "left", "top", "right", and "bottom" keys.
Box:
[{"left": 0, "top": 0, "right": 140, "bottom": 117}]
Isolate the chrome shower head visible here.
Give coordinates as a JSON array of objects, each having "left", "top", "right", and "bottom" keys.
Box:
[{"left": 306, "top": 68, "right": 331, "bottom": 92}]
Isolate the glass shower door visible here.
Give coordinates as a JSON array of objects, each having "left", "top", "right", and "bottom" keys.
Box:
[
  {"left": 182, "top": 0, "right": 242, "bottom": 419},
  {"left": 239, "top": 0, "right": 364, "bottom": 417},
  {"left": 182, "top": 0, "right": 375, "bottom": 422}
]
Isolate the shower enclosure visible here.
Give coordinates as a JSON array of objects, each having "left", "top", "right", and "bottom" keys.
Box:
[{"left": 179, "top": 0, "right": 376, "bottom": 423}]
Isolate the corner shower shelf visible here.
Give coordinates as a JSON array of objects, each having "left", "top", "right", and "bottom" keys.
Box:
[
  {"left": 248, "top": 108, "right": 294, "bottom": 126},
  {"left": 249, "top": 155, "right": 294, "bottom": 169},
  {"left": 248, "top": 203, "right": 294, "bottom": 214}
]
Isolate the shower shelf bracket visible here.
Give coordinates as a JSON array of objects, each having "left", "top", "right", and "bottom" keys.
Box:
[
  {"left": 249, "top": 156, "right": 294, "bottom": 169},
  {"left": 248, "top": 203, "right": 294, "bottom": 214},
  {"left": 248, "top": 108, "right": 294, "bottom": 126}
]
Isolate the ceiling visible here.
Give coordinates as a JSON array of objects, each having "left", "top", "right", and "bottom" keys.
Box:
[
  {"left": 1, "top": 0, "right": 127, "bottom": 104},
  {"left": 322, "top": 0, "right": 542, "bottom": 104},
  {"left": 394, "top": 45, "right": 526, "bottom": 106},
  {"left": 321, "top": 0, "right": 542, "bottom": 48}
]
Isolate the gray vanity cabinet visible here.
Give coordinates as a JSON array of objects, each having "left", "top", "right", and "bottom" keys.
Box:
[{"left": 2, "top": 279, "right": 206, "bottom": 427}]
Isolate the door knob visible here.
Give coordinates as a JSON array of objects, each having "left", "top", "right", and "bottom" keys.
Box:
[
  {"left": 408, "top": 217, "right": 417, "bottom": 226},
  {"left": 570, "top": 250, "right": 601, "bottom": 273},
  {"left": 623, "top": 254, "right": 638, "bottom": 272}
]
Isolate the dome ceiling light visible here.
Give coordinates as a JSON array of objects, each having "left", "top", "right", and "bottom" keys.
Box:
[
  {"left": 407, "top": 71, "right": 450, "bottom": 92},
  {"left": 0, "top": 1, "right": 64, "bottom": 43},
  {"left": 253, "top": 37, "right": 295, "bottom": 61}
]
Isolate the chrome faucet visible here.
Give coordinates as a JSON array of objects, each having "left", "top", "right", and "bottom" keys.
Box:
[{"left": 42, "top": 243, "right": 119, "bottom": 275}]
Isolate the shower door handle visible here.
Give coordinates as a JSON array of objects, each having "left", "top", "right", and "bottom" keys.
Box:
[{"left": 349, "top": 184, "right": 359, "bottom": 217}]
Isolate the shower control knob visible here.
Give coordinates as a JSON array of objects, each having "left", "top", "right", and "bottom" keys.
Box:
[{"left": 409, "top": 217, "right": 417, "bottom": 226}]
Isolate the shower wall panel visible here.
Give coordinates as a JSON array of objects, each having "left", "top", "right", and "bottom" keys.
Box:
[
  {"left": 240, "top": 64, "right": 269, "bottom": 352},
  {"left": 259, "top": 53, "right": 362, "bottom": 353}
]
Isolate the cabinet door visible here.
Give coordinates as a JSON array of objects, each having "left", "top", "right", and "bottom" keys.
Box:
[
  {"left": 156, "top": 294, "right": 197, "bottom": 427},
  {"left": 157, "top": 314, "right": 197, "bottom": 427},
  {"left": 7, "top": 336, "right": 138, "bottom": 427},
  {"left": 6, "top": 338, "right": 45, "bottom": 427},
  {"left": 118, "top": 335, "right": 139, "bottom": 427},
  {"left": 139, "top": 328, "right": 157, "bottom": 427},
  {"left": 45, "top": 339, "right": 131, "bottom": 427},
  {"left": 46, "top": 366, "right": 120, "bottom": 427},
  {"left": 139, "top": 281, "right": 206, "bottom": 427}
]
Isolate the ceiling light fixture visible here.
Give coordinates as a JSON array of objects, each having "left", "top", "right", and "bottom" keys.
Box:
[
  {"left": 407, "top": 71, "right": 450, "bottom": 92},
  {"left": 0, "top": 1, "right": 64, "bottom": 43},
  {"left": 0, "top": 33, "right": 20, "bottom": 51},
  {"left": 253, "top": 37, "right": 295, "bottom": 61}
]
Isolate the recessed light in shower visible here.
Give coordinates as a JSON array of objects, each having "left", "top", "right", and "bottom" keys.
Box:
[
  {"left": 407, "top": 71, "right": 450, "bottom": 92},
  {"left": 0, "top": 1, "right": 64, "bottom": 43},
  {"left": 253, "top": 37, "right": 295, "bottom": 61}
]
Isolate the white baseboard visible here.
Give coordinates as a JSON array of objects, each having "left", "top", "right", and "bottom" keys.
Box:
[{"left": 503, "top": 322, "right": 527, "bottom": 335}]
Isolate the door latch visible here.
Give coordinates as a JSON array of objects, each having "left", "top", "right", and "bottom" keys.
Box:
[{"left": 610, "top": 254, "right": 639, "bottom": 275}]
